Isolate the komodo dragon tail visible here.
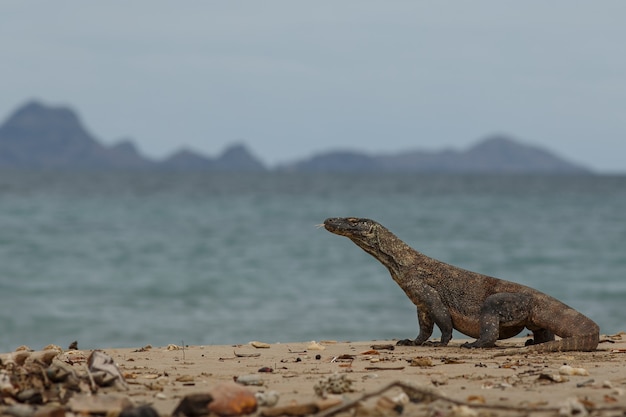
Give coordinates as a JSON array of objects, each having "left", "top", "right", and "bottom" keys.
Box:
[{"left": 493, "top": 330, "right": 599, "bottom": 357}]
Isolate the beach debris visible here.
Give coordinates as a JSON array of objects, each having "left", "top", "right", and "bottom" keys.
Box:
[
  {"left": 68, "top": 341, "right": 78, "bottom": 350},
  {"left": 174, "top": 384, "right": 258, "bottom": 417},
  {"left": 576, "top": 379, "right": 595, "bottom": 388},
  {"left": 68, "top": 393, "right": 133, "bottom": 414},
  {"left": 173, "top": 393, "right": 213, "bottom": 417},
  {"left": 410, "top": 356, "right": 434, "bottom": 367},
  {"left": 370, "top": 344, "right": 395, "bottom": 351},
  {"left": 233, "top": 351, "right": 261, "bottom": 358},
  {"left": 15, "top": 346, "right": 33, "bottom": 352},
  {"left": 364, "top": 366, "right": 405, "bottom": 371},
  {"left": 166, "top": 344, "right": 182, "bottom": 351},
  {"left": 255, "top": 390, "right": 280, "bottom": 407},
  {"left": 538, "top": 373, "right": 568, "bottom": 383},
  {"left": 376, "top": 392, "right": 409, "bottom": 414},
  {"left": 119, "top": 404, "right": 160, "bottom": 417},
  {"left": 430, "top": 375, "right": 449, "bottom": 386},
  {"left": 1, "top": 370, "right": 16, "bottom": 396},
  {"left": 258, "top": 367, "right": 273, "bottom": 373},
  {"left": 330, "top": 354, "right": 355, "bottom": 362},
  {"left": 4, "top": 404, "right": 65, "bottom": 417},
  {"left": 176, "top": 375, "right": 195, "bottom": 383},
  {"left": 207, "top": 382, "right": 257, "bottom": 416},
  {"left": 314, "top": 373, "right": 354, "bottom": 397},
  {"left": 234, "top": 374, "right": 264, "bottom": 386},
  {"left": 558, "top": 397, "right": 589, "bottom": 417},
  {"left": 26, "top": 349, "right": 60, "bottom": 367},
  {"left": 249, "top": 341, "right": 271, "bottom": 349},
  {"left": 559, "top": 365, "right": 589, "bottom": 376},
  {"left": 88, "top": 350, "right": 128, "bottom": 390},
  {"left": 449, "top": 405, "right": 479, "bottom": 417},
  {"left": 259, "top": 397, "right": 343, "bottom": 417},
  {"left": 306, "top": 341, "right": 325, "bottom": 351}
]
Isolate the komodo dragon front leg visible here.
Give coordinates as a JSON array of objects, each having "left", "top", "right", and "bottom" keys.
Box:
[{"left": 397, "top": 284, "right": 454, "bottom": 347}]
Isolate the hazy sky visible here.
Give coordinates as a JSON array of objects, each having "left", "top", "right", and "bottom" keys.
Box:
[{"left": 2, "top": 2, "right": 625, "bottom": 172}]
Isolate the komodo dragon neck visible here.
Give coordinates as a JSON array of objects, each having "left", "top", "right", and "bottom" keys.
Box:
[{"left": 349, "top": 225, "right": 423, "bottom": 284}]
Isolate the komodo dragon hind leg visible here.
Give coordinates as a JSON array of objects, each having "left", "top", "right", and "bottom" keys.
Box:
[
  {"left": 525, "top": 328, "right": 555, "bottom": 346},
  {"left": 461, "top": 293, "right": 533, "bottom": 349}
]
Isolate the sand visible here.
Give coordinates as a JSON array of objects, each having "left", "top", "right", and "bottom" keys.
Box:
[{"left": 2, "top": 335, "right": 626, "bottom": 416}]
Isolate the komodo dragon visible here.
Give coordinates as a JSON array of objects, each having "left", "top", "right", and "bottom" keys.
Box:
[{"left": 324, "top": 217, "right": 599, "bottom": 352}]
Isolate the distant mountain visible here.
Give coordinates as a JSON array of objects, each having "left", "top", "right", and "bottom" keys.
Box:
[
  {"left": 0, "top": 101, "right": 266, "bottom": 171},
  {"left": 160, "top": 144, "right": 267, "bottom": 171},
  {"left": 0, "top": 100, "right": 592, "bottom": 174},
  {"left": 281, "top": 136, "right": 591, "bottom": 174},
  {"left": 0, "top": 101, "right": 153, "bottom": 169}
]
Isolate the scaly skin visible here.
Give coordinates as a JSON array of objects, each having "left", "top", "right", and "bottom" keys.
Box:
[{"left": 323, "top": 217, "right": 599, "bottom": 352}]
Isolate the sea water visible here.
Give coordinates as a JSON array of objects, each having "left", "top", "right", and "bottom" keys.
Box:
[{"left": 0, "top": 172, "right": 624, "bottom": 352}]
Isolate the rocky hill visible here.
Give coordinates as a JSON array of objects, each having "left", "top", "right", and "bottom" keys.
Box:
[
  {"left": 0, "top": 101, "right": 266, "bottom": 171},
  {"left": 0, "top": 100, "right": 591, "bottom": 174},
  {"left": 280, "top": 136, "right": 591, "bottom": 174}
]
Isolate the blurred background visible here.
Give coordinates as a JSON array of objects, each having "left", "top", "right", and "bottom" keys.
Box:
[{"left": 0, "top": 2, "right": 624, "bottom": 352}]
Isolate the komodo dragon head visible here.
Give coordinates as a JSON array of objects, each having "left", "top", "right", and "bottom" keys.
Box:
[{"left": 323, "top": 217, "right": 379, "bottom": 245}]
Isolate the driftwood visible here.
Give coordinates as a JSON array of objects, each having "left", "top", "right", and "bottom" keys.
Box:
[{"left": 312, "top": 380, "right": 626, "bottom": 417}]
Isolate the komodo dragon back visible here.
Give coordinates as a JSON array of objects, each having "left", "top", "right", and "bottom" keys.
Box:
[{"left": 323, "top": 217, "right": 599, "bottom": 353}]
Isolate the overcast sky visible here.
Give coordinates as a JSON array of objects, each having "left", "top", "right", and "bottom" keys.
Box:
[{"left": 2, "top": 2, "right": 625, "bottom": 172}]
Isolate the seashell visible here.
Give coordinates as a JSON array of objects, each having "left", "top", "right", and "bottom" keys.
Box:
[
  {"left": 249, "top": 341, "right": 271, "bottom": 349},
  {"left": 255, "top": 390, "right": 280, "bottom": 407},
  {"left": 207, "top": 382, "right": 258, "bottom": 416},
  {"left": 559, "top": 365, "right": 589, "bottom": 376},
  {"left": 306, "top": 341, "right": 325, "bottom": 351}
]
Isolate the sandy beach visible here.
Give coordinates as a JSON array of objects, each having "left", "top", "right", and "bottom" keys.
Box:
[{"left": 2, "top": 335, "right": 626, "bottom": 417}]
